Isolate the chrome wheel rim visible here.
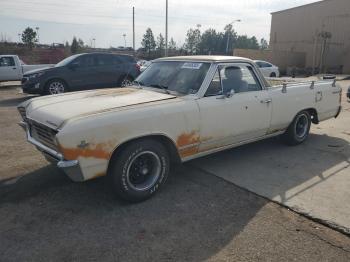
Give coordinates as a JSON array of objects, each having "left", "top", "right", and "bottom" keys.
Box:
[
  {"left": 49, "top": 81, "right": 65, "bottom": 94},
  {"left": 121, "top": 79, "right": 132, "bottom": 87},
  {"left": 126, "top": 151, "right": 161, "bottom": 191},
  {"left": 295, "top": 114, "right": 308, "bottom": 139}
]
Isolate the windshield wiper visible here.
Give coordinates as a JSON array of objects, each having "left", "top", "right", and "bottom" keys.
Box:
[{"left": 148, "top": 84, "right": 171, "bottom": 94}]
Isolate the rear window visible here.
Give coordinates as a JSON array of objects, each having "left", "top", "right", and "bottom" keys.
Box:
[{"left": 117, "top": 55, "right": 135, "bottom": 63}]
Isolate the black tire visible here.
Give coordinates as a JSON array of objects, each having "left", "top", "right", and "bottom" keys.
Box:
[
  {"left": 109, "top": 139, "right": 170, "bottom": 202},
  {"left": 44, "top": 79, "right": 67, "bottom": 95},
  {"left": 270, "top": 72, "right": 277, "bottom": 77},
  {"left": 282, "top": 110, "right": 311, "bottom": 146}
]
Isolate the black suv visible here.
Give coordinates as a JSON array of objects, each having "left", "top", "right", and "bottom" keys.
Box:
[{"left": 22, "top": 53, "right": 140, "bottom": 95}]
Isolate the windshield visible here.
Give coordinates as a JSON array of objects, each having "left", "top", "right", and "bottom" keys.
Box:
[
  {"left": 135, "top": 61, "right": 211, "bottom": 95},
  {"left": 55, "top": 54, "right": 82, "bottom": 67}
]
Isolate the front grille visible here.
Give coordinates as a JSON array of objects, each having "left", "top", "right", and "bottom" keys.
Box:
[
  {"left": 18, "top": 107, "right": 27, "bottom": 121},
  {"left": 29, "top": 121, "right": 58, "bottom": 150}
]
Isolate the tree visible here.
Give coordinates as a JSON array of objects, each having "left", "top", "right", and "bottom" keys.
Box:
[
  {"left": 141, "top": 28, "right": 156, "bottom": 57},
  {"left": 235, "top": 35, "right": 259, "bottom": 50},
  {"left": 184, "top": 28, "right": 201, "bottom": 54},
  {"left": 199, "top": 29, "right": 223, "bottom": 55},
  {"left": 70, "top": 37, "right": 85, "bottom": 54},
  {"left": 21, "top": 27, "right": 37, "bottom": 48},
  {"left": 168, "top": 37, "right": 177, "bottom": 51},
  {"left": 156, "top": 33, "right": 165, "bottom": 55},
  {"left": 260, "top": 38, "right": 269, "bottom": 50},
  {"left": 71, "top": 37, "right": 79, "bottom": 54}
]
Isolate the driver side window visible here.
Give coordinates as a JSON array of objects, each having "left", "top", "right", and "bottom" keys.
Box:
[{"left": 205, "top": 70, "right": 222, "bottom": 97}]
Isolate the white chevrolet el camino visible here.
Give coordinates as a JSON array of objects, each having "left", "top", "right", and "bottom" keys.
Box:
[{"left": 18, "top": 56, "right": 342, "bottom": 202}]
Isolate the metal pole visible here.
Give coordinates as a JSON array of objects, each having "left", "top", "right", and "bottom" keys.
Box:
[
  {"left": 133, "top": 7, "right": 135, "bottom": 54},
  {"left": 225, "top": 34, "right": 230, "bottom": 55},
  {"left": 165, "top": 0, "right": 168, "bottom": 57}
]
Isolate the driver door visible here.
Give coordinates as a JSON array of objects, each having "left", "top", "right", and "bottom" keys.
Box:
[{"left": 196, "top": 63, "right": 272, "bottom": 153}]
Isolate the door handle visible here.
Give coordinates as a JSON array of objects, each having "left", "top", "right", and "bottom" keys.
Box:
[
  {"left": 260, "top": 99, "right": 272, "bottom": 104},
  {"left": 12, "top": 67, "right": 17, "bottom": 70}
]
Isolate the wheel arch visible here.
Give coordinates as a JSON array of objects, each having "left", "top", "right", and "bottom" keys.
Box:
[
  {"left": 107, "top": 134, "right": 181, "bottom": 175},
  {"left": 304, "top": 107, "right": 319, "bottom": 124}
]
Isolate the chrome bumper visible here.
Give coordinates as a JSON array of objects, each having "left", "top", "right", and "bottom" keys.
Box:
[{"left": 19, "top": 121, "right": 85, "bottom": 182}]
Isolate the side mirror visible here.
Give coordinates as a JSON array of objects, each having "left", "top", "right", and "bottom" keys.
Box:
[{"left": 217, "top": 89, "right": 235, "bottom": 99}]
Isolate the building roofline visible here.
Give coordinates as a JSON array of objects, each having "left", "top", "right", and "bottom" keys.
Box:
[{"left": 271, "top": 0, "right": 329, "bottom": 15}]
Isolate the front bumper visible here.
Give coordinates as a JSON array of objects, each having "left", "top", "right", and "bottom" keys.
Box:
[
  {"left": 21, "top": 77, "right": 44, "bottom": 94},
  {"left": 19, "top": 121, "right": 85, "bottom": 182}
]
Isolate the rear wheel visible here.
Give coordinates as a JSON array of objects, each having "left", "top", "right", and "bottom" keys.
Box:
[
  {"left": 270, "top": 72, "right": 277, "bottom": 77},
  {"left": 282, "top": 110, "right": 311, "bottom": 146},
  {"left": 44, "top": 79, "right": 67, "bottom": 95},
  {"left": 120, "top": 76, "right": 134, "bottom": 87},
  {"left": 109, "top": 139, "right": 170, "bottom": 202}
]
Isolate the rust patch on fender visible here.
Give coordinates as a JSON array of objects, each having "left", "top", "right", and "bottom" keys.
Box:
[
  {"left": 176, "top": 131, "right": 200, "bottom": 147},
  {"left": 90, "top": 172, "right": 106, "bottom": 179},
  {"left": 177, "top": 131, "right": 200, "bottom": 158},
  {"left": 59, "top": 142, "right": 112, "bottom": 160}
]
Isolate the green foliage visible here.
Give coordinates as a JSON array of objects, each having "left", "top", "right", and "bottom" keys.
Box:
[
  {"left": 141, "top": 28, "right": 156, "bottom": 57},
  {"left": 260, "top": 38, "right": 269, "bottom": 50},
  {"left": 71, "top": 37, "right": 85, "bottom": 54},
  {"left": 156, "top": 33, "right": 165, "bottom": 53},
  {"left": 184, "top": 28, "right": 201, "bottom": 54},
  {"left": 168, "top": 38, "right": 177, "bottom": 50},
  {"left": 21, "top": 27, "right": 37, "bottom": 48}
]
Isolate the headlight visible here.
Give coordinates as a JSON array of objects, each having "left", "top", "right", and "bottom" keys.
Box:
[{"left": 28, "top": 71, "right": 45, "bottom": 79}]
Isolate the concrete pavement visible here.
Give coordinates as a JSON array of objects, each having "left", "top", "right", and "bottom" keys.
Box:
[{"left": 191, "top": 81, "right": 350, "bottom": 234}]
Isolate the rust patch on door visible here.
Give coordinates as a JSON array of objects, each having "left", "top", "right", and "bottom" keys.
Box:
[{"left": 59, "top": 143, "right": 112, "bottom": 160}]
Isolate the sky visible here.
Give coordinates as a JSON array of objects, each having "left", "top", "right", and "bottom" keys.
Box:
[{"left": 0, "top": 0, "right": 321, "bottom": 48}]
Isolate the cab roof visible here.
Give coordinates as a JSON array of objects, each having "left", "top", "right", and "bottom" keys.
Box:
[{"left": 155, "top": 55, "right": 254, "bottom": 63}]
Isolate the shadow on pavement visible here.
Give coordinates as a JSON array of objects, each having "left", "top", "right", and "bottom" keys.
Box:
[
  {"left": 0, "top": 164, "right": 266, "bottom": 261},
  {"left": 0, "top": 96, "right": 34, "bottom": 107}
]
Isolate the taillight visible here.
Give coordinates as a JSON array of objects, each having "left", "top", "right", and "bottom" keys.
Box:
[{"left": 135, "top": 64, "right": 140, "bottom": 72}]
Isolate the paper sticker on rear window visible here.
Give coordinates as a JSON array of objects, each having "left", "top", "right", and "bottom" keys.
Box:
[{"left": 182, "top": 62, "right": 203, "bottom": 70}]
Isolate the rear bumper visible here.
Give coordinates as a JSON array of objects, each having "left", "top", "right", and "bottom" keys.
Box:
[{"left": 19, "top": 121, "right": 85, "bottom": 182}]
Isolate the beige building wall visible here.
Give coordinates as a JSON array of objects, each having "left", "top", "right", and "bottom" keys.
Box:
[{"left": 270, "top": 0, "right": 350, "bottom": 73}]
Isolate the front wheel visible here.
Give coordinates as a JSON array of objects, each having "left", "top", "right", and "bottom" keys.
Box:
[
  {"left": 109, "top": 139, "right": 170, "bottom": 202},
  {"left": 44, "top": 79, "right": 67, "bottom": 95},
  {"left": 282, "top": 110, "right": 311, "bottom": 146}
]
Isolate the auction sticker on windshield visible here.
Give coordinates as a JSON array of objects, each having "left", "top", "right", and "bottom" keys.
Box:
[{"left": 182, "top": 62, "right": 203, "bottom": 70}]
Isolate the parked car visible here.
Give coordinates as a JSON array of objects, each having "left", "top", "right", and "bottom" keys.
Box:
[
  {"left": 21, "top": 53, "right": 140, "bottom": 95},
  {"left": 18, "top": 56, "right": 342, "bottom": 202},
  {"left": 254, "top": 60, "right": 280, "bottom": 77},
  {"left": 0, "top": 55, "right": 54, "bottom": 82},
  {"left": 347, "top": 86, "right": 350, "bottom": 101}
]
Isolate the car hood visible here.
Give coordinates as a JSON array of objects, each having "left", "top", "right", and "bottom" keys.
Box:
[
  {"left": 23, "top": 66, "right": 54, "bottom": 75},
  {"left": 21, "top": 88, "right": 177, "bottom": 129}
]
